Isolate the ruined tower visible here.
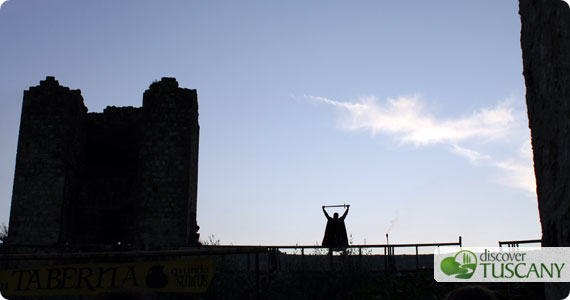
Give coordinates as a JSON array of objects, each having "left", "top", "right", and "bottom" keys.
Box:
[
  {"left": 137, "top": 78, "right": 200, "bottom": 248},
  {"left": 8, "top": 76, "right": 86, "bottom": 247},
  {"left": 8, "top": 77, "right": 200, "bottom": 251}
]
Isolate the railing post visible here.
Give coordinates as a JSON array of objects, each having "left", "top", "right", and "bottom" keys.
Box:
[
  {"left": 384, "top": 246, "right": 387, "bottom": 271},
  {"left": 329, "top": 248, "right": 333, "bottom": 271},
  {"left": 385, "top": 246, "right": 394, "bottom": 272},
  {"left": 459, "top": 236, "right": 462, "bottom": 247},
  {"left": 415, "top": 246, "right": 419, "bottom": 270},
  {"left": 255, "top": 252, "right": 260, "bottom": 300},
  {"left": 301, "top": 248, "right": 304, "bottom": 273}
]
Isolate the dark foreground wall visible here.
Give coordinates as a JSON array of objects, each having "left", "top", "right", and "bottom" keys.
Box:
[
  {"left": 520, "top": 0, "right": 570, "bottom": 299},
  {"left": 0, "top": 252, "right": 543, "bottom": 300}
]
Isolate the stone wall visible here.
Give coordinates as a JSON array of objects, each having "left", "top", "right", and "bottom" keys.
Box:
[
  {"left": 74, "top": 106, "right": 142, "bottom": 244},
  {"left": 520, "top": 0, "right": 570, "bottom": 299},
  {"left": 7, "top": 77, "right": 200, "bottom": 251}
]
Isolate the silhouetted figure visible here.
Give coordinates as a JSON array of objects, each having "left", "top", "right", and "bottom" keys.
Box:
[{"left": 322, "top": 205, "right": 349, "bottom": 248}]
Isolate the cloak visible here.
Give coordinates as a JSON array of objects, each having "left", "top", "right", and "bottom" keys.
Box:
[{"left": 322, "top": 214, "right": 349, "bottom": 248}]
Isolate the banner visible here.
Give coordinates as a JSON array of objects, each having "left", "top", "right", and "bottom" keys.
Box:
[
  {"left": 434, "top": 247, "right": 570, "bottom": 282},
  {"left": 0, "top": 258, "right": 214, "bottom": 297}
]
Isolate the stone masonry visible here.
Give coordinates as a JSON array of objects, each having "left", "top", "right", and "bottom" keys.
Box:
[
  {"left": 520, "top": 0, "right": 570, "bottom": 298},
  {"left": 8, "top": 76, "right": 200, "bottom": 251}
]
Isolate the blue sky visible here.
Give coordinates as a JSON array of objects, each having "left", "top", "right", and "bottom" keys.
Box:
[{"left": 0, "top": 0, "right": 541, "bottom": 247}]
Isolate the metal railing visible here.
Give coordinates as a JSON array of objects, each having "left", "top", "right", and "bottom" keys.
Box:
[
  {"left": 498, "top": 239, "right": 541, "bottom": 248},
  {"left": 199, "top": 236, "right": 463, "bottom": 271},
  {"left": 1, "top": 236, "right": 463, "bottom": 272}
]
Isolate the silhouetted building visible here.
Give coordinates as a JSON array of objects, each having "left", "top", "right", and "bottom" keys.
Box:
[
  {"left": 520, "top": 0, "right": 570, "bottom": 299},
  {"left": 8, "top": 76, "right": 200, "bottom": 250}
]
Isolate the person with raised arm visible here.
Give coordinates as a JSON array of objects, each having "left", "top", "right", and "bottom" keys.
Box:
[{"left": 321, "top": 204, "right": 350, "bottom": 249}]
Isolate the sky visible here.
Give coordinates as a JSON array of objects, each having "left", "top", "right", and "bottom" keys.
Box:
[{"left": 0, "top": 0, "right": 543, "bottom": 248}]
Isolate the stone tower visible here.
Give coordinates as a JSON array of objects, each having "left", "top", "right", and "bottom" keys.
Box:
[
  {"left": 8, "top": 76, "right": 86, "bottom": 247},
  {"left": 8, "top": 77, "right": 200, "bottom": 251},
  {"left": 137, "top": 78, "right": 200, "bottom": 248}
]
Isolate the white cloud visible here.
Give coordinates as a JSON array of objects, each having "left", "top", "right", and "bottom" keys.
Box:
[
  {"left": 491, "top": 138, "right": 536, "bottom": 195},
  {"left": 451, "top": 144, "right": 490, "bottom": 163},
  {"left": 307, "top": 95, "right": 515, "bottom": 146},
  {"left": 495, "top": 158, "right": 536, "bottom": 195},
  {"left": 0, "top": 0, "right": 8, "bottom": 9},
  {"left": 309, "top": 94, "right": 537, "bottom": 195}
]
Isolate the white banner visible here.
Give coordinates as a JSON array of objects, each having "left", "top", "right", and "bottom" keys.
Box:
[{"left": 434, "top": 247, "right": 570, "bottom": 282}]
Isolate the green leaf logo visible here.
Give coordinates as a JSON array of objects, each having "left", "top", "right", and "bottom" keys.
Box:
[{"left": 440, "top": 250, "right": 477, "bottom": 279}]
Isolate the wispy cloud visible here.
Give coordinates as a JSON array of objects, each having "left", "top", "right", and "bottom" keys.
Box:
[
  {"left": 494, "top": 139, "right": 536, "bottom": 194},
  {"left": 307, "top": 95, "right": 515, "bottom": 146},
  {"left": 451, "top": 144, "right": 491, "bottom": 163},
  {"left": 307, "top": 94, "right": 536, "bottom": 195},
  {"left": 494, "top": 159, "right": 536, "bottom": 194}
]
